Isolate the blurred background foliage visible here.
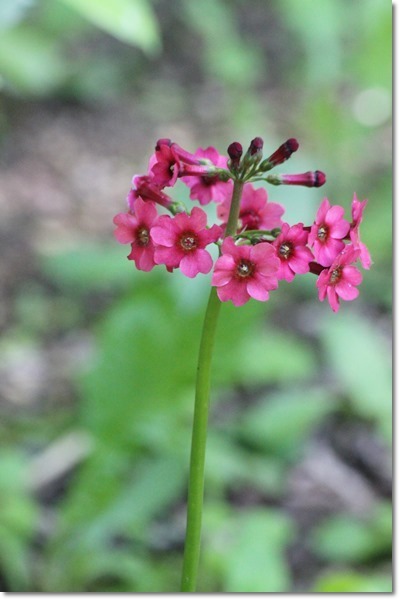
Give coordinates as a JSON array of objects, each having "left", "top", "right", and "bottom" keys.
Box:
[{"left": 0, "top": 0, "right": 391, "bottom": 593}]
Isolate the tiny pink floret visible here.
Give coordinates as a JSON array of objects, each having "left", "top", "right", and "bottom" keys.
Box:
[
  {"left": 150, "top": 206, "right": 222, "bottom": 278},
  {"left": 212, "top": 237, "right": 280, "bottom": 306},
  {"left": 350, "top": 193, "right": 372, "bottom": 270},
  {"left": 308, "top": 198, "right": 350, "bottom": 267},
  {"left": 181, "top": 147, "right": 233, "bottom": 205},
  {"left": 316, "top": 245, "right": 363, "bottom": 312},
  {"left": 149, "top": 143, "right": 180, "bottom": 187},
  {"left": 113, "top": 197, "right": 159, "bottom": 272},
  {"left": 273, "top": 223, "right": 314, "bottom": 282}
]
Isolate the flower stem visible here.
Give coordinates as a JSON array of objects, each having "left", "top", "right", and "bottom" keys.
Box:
[
  {"left": 180, "top": 285, "right": 221, "bottom": 592},
  {"left": 180, "top": 180, "right": 244, "bottom": 592},
  {"left": 225, "top": 180, "right": 244, "bottom": 237}
]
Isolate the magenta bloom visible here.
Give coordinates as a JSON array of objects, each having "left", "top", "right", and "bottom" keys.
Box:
[
  {"left": 212, "top": 237, "right": 280, "bottom": 306},
  {"left": 217, "top": 183, "right": 284, "bottom": 232},
  {"left": 127, "top": 174, "right": 173, "bottom": 210},
  {"left": 308, "top": 198, "right": 350, "bottom": 267},
  {"left": 273, "top": 223, "right": 314, "bottom": 282},
  {"left": 181, "top": 147, "right": 233, "bottom": 205},
  {"left": 316, "top": 245, "right": 363, "bottom": 312},
  {"left": 113, "top": 198, "right": 159, "bottom": 271},
  {"left": 350, "top": 193, "right": 372, "bottom": 270},
  {"left": 149, "top": 142, "right": 180, "bottom": 187},
  {"left": 150, "top": 207, "right": 222, "bottom": 278}
]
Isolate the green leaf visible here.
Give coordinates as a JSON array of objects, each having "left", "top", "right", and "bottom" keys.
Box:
[
  {"left": 209, "top": 509, "right": 294, "bottom": 592},
  {"left": 214, "top": 302, "right": 316, "bottom": 386},
  {"left": 57, "top": 0, "right": 160, "bottom": 55},
  {"left": 0, "top": 24, "right": 67, "bottom": 95},
  {"left": 0, "top": 453, "right": 38, "bottom": 591},
  {"left": 239, "top": 388, "right": 336, "bottom": 459},
  {"left": 313, "top": 570, "right": 392, "bottom": 593},
  {"left": 40, "top": 244, "right": 136, "bottom": 291},
  {"left": 320, "top": 311, "right": 392, "bottom": 441},
  {"left": 311, "top": 502, "right": 392, "bottom": 563},
  {"left": 205, "top": 433, "right": 285, "bottom": 496}
]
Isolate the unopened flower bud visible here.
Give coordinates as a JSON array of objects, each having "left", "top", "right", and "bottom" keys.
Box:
[
  {"left": 249, "top": 137, "right": 264, "bottom": 156},
  {"left": 243, "top": 137, "right": 264, "bottom": 168},
  {"left": 267, "top": 170, "right": 326, "bottom": 188},
  {"left": 261, "top": 138, "right": 299, "bottom": 170},
  {"left": 227, "top": 142, "right": 243, "bottom": 170}
]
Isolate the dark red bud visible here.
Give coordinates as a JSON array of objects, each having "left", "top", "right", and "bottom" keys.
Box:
[
  {"left": 249, "top": 137, "right": 264, "bottom": 155},
  {"left": 227, "top": 142, "right": 243, "bottom": 160},
  {"left": 267, "top": 138, "right": 299, "bottom": 167},
  {"left": 313, "top": 170, "right": 326, "bottom": 187}
]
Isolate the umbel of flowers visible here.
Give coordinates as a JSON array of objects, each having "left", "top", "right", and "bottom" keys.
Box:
[{"left": 114, "top": 137, "right": 371, "bottom": 312}]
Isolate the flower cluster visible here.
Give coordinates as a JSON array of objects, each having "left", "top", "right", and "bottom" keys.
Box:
[{"left": 114, "top": 137, "right": 371, "bottom": 311}]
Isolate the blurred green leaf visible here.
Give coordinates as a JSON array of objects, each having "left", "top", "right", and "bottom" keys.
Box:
[
  {"left": 320, "top": 312, "right": 392, "bottom": 440},
  {"left": 0, "top": 24, "right": 68, "bottom": 95},
  {"left": 41, "top": 244, "right": 136, "bottom": 291},
  {"left": 0, "top": 453, "right": 38, "bottom": 590},
  {"left": 59, "top": 453, "right": 185, "bottom": 543},
  {"left": 214, "top": 302, "right": 316, "bottom": 386},
  {"left": 183, "top": 0, "right": 264, "bottom": 86},
  {"left": 57, "top": 0, "right": 160, "bottom": 54},
  {"left": 206, "top": 433, "right": 285, "bottom": 496},
  {"left": 311, "top": 502, "right": 392, "bottom": 564},
  {"left": 312, "top": 570, "right": 392, "bottom": 593},
  {"left": 238, "top": 388, "right": 336, "bottom": 459},
  {"left": 210, "top": 509, "right": 294, "bottom": 592}
]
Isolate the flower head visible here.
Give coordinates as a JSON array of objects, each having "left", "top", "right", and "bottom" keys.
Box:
[
  {"left": 149, "top": 141, "right": 180, "bottom": 187},
  {"left": 217, "top": 183, "right": 284, "bottom": 232},
  {"left": 212, "top": 237, "right": 280, "bottom": 306},
  {"left": 150, "top": 207, "right": 222, "bottom": 278},
  {"left": 350, "top": 193, "right": 372, "bottom": 270},
  {"left": 316, "top": 245, "right": 363, "bottom": 312},
  {"left": 181, "top": 147, "right": 233, "bottom": 205},
  {"left": 113, "top": 198, "right": 159, "bottom": 271},
  {"left": 308, "top": 198, "right": 350, "bottom": 267},
  {"left": 273, "top": 223, "right": 314, "bottom": 281}
]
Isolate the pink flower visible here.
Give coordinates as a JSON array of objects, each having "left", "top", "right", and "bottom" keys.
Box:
[
  {"left": 308, "top": 198, "right": 350, "bottom": 267},
  {"left": 212, "top": 237, "right": 280, "bottom": 306},
  {"left": 181, "top": 147, "right": 233, "bottom": 205},
  {"left": 217, "top": 183, "right": 284, "bottom": 232},
  {"left": 150, "top": 207, "right": 222, "bottom": 278},
  {"left": 273, "top": 223, "right": 314, "bottom": 281},
  {"left": 316, "top": 245, "right": 363, "bottom": 312},
  {"left": 113, "top": 198, "right": 159, "bottom": 271},
  {"left": 149, "top": 142, "right": 180, "bottom": 187},
  {"left": 127, "top": 174, "right": 173, "bottom": 210},
  {"left": 350, "top": 193, "right": 372, "bottom": 270}
]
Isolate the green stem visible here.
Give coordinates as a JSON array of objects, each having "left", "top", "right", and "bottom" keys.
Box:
[
  {"left": 225, "top": 180, "right": 244, "bottom": 237},
  {"left": 180, "top": 180, "right": 244, "bottom": 592},
  {"left": 180, "top": 286, "right": 221, "bottom": 592}
]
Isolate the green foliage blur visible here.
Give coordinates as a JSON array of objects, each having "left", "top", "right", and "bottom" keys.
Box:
[{"left": 0, "top": 0, "right": 391, "bottom": 593}]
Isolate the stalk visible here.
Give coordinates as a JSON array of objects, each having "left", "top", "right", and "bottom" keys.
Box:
[{"left": 180, "top": 180, "right": 244, "bottom": 591}]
